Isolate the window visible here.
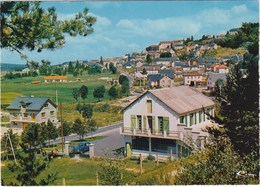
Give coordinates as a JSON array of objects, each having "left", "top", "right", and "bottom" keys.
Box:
[
  {"left": 199, "top": 111, "right": 202, "bottom": 123},
  {"left": 44, "top": 103, "right": 48, "bottom": 108},
  {"left": 147, "top": 100, "right": 152, "bottom": 113},
  {"left": 50, "top": 111, "right": 54, "bottom": 116},
  {"left": 190, "top": 113, "right": 194, "bottom": 126},
  {"left": 180, "top": 116, "right": 184, "bottom": 123},
  {"left": 24, "top": 113, "right": 28, "bottom": 117},
  {"left": 31, "top": 113, "right": 35, "bottom": 119},
  {"left": 194, "top": 112, "right": 197, "bottom": 125},
  {"left": 13, "top": 113, "right": 18, "bottom": 117},
  {"left": 158, "top": 117, "right": 164, "bottom": 132},
  {"left": 137, "top": 115, "right": 142, "bottom": 130},
  {"left": 131, "top": 115, "right": 136, "bottom": 129},
  {"left": 41, "top": 112, "right": 46, "bottom": 118}
]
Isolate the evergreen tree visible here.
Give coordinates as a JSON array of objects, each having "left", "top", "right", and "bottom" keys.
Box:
[
  {"left": 1, "top": 2, "right": 96, "bottom": 62},
  {"left": 79, "top": 85, "right": 88, "bottom": 102},
  {"left": 93, "top": 85, "right": 106, "bottom": 101},
  {"left": 109, "top": 63, "right": 117, "bottom": 74},
  {"left": 108, "top": 86, "right": 118, "bottom": 99},
  {"left": 72, "top": 88, "right": 80, "bottom": 102},
  {"left": 146, "top": 54, "right": 152, "bottom": 64}
]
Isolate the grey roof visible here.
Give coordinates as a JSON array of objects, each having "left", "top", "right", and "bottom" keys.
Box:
[
  {"left": 124, "top": 86, "right": 214, "bottom": 115},
  {"left": 159, "top": 69, "right": 175, "bottom": 79},
  {"left": 148, "top": 74, "right": 163, "bottom": 82},
  {"left": 208, "top": 73, "right": 226, "bottom": 82},
  {"left": 7, "top": 96, "right": 57, "bottom": 111}
]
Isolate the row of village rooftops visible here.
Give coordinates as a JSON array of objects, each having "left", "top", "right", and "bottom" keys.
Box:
[{"left": 6, "top": 86, "right": 216, "bottom": 158}]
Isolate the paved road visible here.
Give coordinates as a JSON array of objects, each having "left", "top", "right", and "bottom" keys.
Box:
[{"left": 51, "top": 122, "right": 123, "bottom": 145}]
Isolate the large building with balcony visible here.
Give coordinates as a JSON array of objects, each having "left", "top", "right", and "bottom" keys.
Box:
[
  {"left": 6, "top": 96, "right": 58, "bottom": 130},
  {"left": 120, "top": 86, "right": 215, "bottom": 159}
]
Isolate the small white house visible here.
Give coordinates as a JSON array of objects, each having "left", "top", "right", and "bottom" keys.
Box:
[
  {"left": 120, "top": 86, "right": 215, "bottom": 159},
  {"left": 7, "top": 96, "right": 58, "bottom": 130},
  {"left": 183, "top": 74, "right": 203, "bottom": 86},
  {"left": 207, "top": 73, "right": 226, "bottom": 90}
]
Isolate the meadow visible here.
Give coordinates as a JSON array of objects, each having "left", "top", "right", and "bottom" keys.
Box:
[
  {"left": 1, "top": 72, "right": 123, "bottom": 126},
  {"left": 1, "top": 156, "right": 167, "bottom": 185}
]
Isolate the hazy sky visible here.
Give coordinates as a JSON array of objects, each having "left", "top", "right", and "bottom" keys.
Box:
[{"left": 1, "top": 1, "right": 259, "bottom": 65}]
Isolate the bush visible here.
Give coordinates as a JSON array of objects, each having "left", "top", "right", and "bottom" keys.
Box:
[
  {"left": 146, "top": 154, "right": 155, "bottom": 161},
  {"left": 94, "top": 103, "right": 110, "bottom": 112}
]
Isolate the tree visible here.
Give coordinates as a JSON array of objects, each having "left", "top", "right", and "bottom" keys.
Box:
[
  {"left": 108, "top": 86, "right": 118, "bottom": 99},
  {"left": 44, "top": 120, "right": 58, "bottom": 147},
  {"left": 79, "top": 85, "right": 88, "bottom": 102},
  {"left": 93, "top": 85, "right": 106, "bottom": 101},
  {"left": 174, "top": 137, "right": 258, "bottom": 185},
  {"left": 100, "top": 56, "right": 104, "bottom": 65},
  {"left": 98, "top": 158, "right": 134, "bottom": 185},
  {"left": 109, "top": 63, "right": 117, "bottom": 74},
  {"left": 78, "top": 104, "right": 93, "bottom": 119},
  {"left": 160, "top": 52, "right": 172, "bottom": 58},
  {"left": 68, "top": 61, "right": 74, "bottom": 74},
  {"left": 6, "top": 140, "right": 57, "bottom": 186},
  {"left": 72, "top": 88, "right": 80, "bottom": 102},
  {"left": 72, "top": 118, "right": 88, "bottom": 140},
  {"left": 146, "top": 54, "right": 152, "bottom": 64},
  {"left": 119, "top": 75, "right": 129, "bottom": 85},
  {"left": 211, "top": 23, "right": 259, "bottom": 158},
  {"left": 1, "top": 2, "right": 96, "bottom": 62},
  {"left": 1, "top": 129, "right": 19, "bottom": 160},
  {"left": 87, "top": 119, "right": 97, "bottom": 137},
  {"left": 142, "top": 68, "right": 147, "bottom": 75},
  {"left": 21, "top": 123, "right": 45, "bottom": 151},
  {"left": 59, "top": 120, "right": 72, "bottom": 142}
]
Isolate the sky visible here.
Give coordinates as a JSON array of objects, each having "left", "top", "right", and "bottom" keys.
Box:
[{"left": 1, "top": 1, "right": 259, "bottom": 65}]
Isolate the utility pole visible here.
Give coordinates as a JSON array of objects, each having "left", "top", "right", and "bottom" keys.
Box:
[
  {"left": 60, "top": 101, "right": 64, "bottom": 153},
  {"left": 7, "top": 132, "right": 17, "bottom": 164}
]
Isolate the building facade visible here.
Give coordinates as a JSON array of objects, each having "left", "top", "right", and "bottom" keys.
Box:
[
  {"left": 120, "top": 86, "right": 215, "bottom": 159},
  {"left": 7, "top": 96, "right": 58, "bottom": 130}
]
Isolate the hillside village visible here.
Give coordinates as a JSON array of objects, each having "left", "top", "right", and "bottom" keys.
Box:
[{"left": 1, "top": 3, "right": 258, "bottom": 185}]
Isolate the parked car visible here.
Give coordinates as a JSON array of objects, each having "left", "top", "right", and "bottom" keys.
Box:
[{"left": 72, "top": 142, "right": 90, "bottom": 153}]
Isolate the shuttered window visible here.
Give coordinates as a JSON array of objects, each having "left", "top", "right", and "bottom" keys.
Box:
[
  {"left": 143, "top": 116, "right": 147, "bottom": 130},
  {"left": 147, "top": 100, "right": 152, "bottom": 113},
  {"left": 163, "top": 117, "right": 169, "bottom": 131},
  {"left": 180, "top": 116, "right": 184, "bottom": 123},
  {"left": 199, "top": 111, "right": 202, "bottom": 123},
  {"left": 131, "top": 115, "right": 136, "bottom": 129}
]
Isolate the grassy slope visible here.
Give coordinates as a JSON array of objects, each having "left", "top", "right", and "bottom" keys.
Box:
[{"left": 1, "top": 157, "right": 164, "bottom": 185}]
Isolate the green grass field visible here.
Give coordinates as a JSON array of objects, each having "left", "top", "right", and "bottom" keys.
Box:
[
  {"left": 1, "top": 72, "right": 123, "bottom": 126},
  {"left": 1, "top": 157, "right": 166, "bottom": 185},
  {"left": 1, "top": 72, "right": 119, "bottom": 104}
]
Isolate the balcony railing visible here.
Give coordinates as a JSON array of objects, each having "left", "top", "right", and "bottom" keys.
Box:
[{"left": 120, "top": 127, "right": 180, "bottom": 140}]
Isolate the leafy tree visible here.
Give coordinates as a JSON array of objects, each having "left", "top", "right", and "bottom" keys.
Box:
[
  {"left": 93, "top": 85, "right": 106, "bottom": 101},
  {"left": 73, "top": 69, "right": 79, "bottom": 77},
  {"left": 146, "top": 54, "right": 152, "bottom": 64},
  {"left": 21, "top": 123, "right": 45, "bottom": 151},
  {"left": 142, "top": 68, "right": 147, "bottom": 75},
  {"left": 59, "top": 120, "right": 72, "bottom": 142},
  {"left": 1, "top": 2, "right": 96, "bottom": 62},
  {"left": 72, "top": 88, "right": 80, "bottom": 102},
  {"left": 72, "top": 118, "right": 88, "bottom": 140},
  {"left": 121, "top": 83, "right": 130, "bottom": 96},
  {"left": 98, "top": 158, "right": 134, "bottom": 185},
  {"left": 53, "top": 67, "right": 62, "bottom": 76},
  {"left": 1, "top": 129, "right": 19, "bottom": 160},
  {"left": 109, "top": 63, "right": 117, "bottom": 74},
  {"left": 79, "top": 85, "right": 88, "bottom": 102},
  {"left": 160, "top": 52, "right": 172, "bottom": 58},
  {"left": 119, "top": 75, "right": 129, "bottom": 85},
  {"left": 78, "top": 104, "right": 93, "bottom": 119},
  {"left": 44, "top": 120, "right": 58, "bottom": 147},
  {"left": 108, "top": 86, "right": 118, "bottom": 99},
  {"left": 87, "top": 119, "right": 97, "bottom": 137}
]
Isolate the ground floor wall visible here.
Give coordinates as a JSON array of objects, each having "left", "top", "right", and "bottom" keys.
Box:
[{"left": 124, "top": 135, "right": 191, "bottom": 159}]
